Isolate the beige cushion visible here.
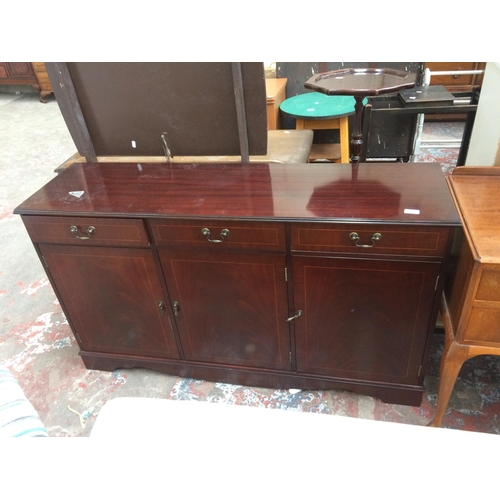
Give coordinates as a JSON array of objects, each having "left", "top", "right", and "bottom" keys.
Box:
[
  {"left": 151, "top": 130, "right": 314, "bottom": 164},
  {"left": 58, "top": 130, "right": 314, "bottom": 172}
]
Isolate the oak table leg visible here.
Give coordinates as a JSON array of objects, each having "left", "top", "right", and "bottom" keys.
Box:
[
  {"left": 295, "top": 117, "right": 349, "bottom": 163},
  {"left": 339, "top": 115, "right": 350, "bottom": 163},
  {"left": 429, "top": 328, "right": 471, "bottom": 428},
  {"left": 430, "top": 293, "right": 500, "bottom": 427}
]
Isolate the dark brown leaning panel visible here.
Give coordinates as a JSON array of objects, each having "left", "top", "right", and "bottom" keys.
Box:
[{"left": 55, "top": 62, "right": 268, "bottom": 158}]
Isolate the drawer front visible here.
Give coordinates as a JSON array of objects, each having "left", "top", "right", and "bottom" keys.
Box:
[
  {"left": 291, "top": 223, "right": 451, "bottom": 257},
  {"left": 475, "top": 268, "right": 500, "bottom": 302},
  {"left": 464, "top": 267, "right": 500, "bottom": 346},
  {"left": 22, "top": 215, "right": 150, "bottom": 247},
  {"left": 428, "top": 62, "right": 475, "bottom": 87},
  {"left": 465, "top": 307, "right": 500, "bottom": 346},
  {"left": 151, "top": 220, "right": 285, "bottom": 251}
]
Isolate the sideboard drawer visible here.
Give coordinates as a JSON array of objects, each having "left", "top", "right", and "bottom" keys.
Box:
[
  {"left": 21, "top": 215, "right": 150, "bottom": 247},
  {"left": 151, "top": 220, "right": 286, "bottom": 251},
  {"left": 291, "top": 223, "right": 451, "bottom": 257}
]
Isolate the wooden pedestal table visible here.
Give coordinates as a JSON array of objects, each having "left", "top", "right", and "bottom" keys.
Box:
[
  {"left": 430, "top": 167, "right": 500, "bottom": 427},
  {"left": 305, "top": 68, "right": 416, "bottom": 163},
  {"left": 0, "top": 62, "right": 54, "bottom": 102}
]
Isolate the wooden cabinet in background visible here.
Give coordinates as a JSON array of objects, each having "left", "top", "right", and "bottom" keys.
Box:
[
  {"left": 0, "top": 62, "right": 53, "bottom": 102},
  {"left": 423, "top": 62, "right": 485, "bottom": 121},
  {"left": 265, "top": 78, "right": 287, "bottom": 130},
  {"left": 425, "top": 62, "right": 486, "bottom": 92},
  {"left": 31, "top": 63, "right": 54, "bottom": 102},
  {"left": 1, "top": 62, "right": 35, "bottom": 79}
]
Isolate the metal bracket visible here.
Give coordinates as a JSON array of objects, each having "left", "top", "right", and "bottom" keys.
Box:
[{"left": 161, "top": 133, "right": 173, "bottom": 162}]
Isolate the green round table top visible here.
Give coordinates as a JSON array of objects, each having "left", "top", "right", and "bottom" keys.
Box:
[{"left": 280, "top": 92, "right": 363, "bottom": 120}]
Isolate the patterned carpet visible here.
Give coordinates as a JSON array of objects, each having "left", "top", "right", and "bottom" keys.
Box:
[
  {"left": 425, "top": 332, "right": 500, "bottom": 433},
  {"left": 416, "top": 148, "right": 459, "bottom": 173},
  {"left": 416, "top": 121, "right": 465, "bottom": 173}
]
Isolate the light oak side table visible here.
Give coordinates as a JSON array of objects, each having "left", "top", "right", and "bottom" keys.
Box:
[{"left": 430, "top": 166, "right": 500, "bottom": 427}]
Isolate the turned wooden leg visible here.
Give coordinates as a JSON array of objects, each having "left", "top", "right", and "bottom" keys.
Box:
[
  {"left": 39, "top": 91, "right": 53, "bottom": 103},
  {"left": 429, "top": 330, "right": 471, "bottom": 427},
  {"left": 350, "top": 96, "right": 365, "bottom": 164}
]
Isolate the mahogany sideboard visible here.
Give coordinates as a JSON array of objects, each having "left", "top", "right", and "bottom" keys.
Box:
[{"left": 14, "top": 161, "right": 460, "bottom": 406}]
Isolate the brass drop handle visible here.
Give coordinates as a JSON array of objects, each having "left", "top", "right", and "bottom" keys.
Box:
[
  {"left": 349, "top": 232, "right": 382, "bottom": 248},
  {"left": 70, "top": 225, "right": 96, "bottom": 240},
  {"left": 173, "top": 301, "right": 180, "bottom": 317},
  {"left": 202, "top": 227, "right": 230, "bottom": 243},
  {"left": 286, "top": 310, "right": 302, "bottom": 323}
]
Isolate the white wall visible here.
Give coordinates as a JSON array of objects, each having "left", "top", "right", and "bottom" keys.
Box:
[{"left": 466, "top": 62, "right": 500, "bottom": 166}]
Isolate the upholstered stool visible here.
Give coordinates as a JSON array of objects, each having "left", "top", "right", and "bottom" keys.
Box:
[
  {"left": 56, "top": 130, "right": 314, "bottom": 171},
  {"left": 167, "top": 129, "right": 313, "bottom": 164},
  {"left": 280, "top": 92, "right": 357, "bottom": 163}
]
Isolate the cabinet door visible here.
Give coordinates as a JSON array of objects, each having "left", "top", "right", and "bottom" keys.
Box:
[
  {"left": 293, "top": 256, "right": 441, "bottom": 384},
  {"left": 158, "top": 249, "right": 291, "bottom": 370},
  {"left": 6, "top": 62, "right": 35, "bottom": 78},
  {"left": 39, "top": 244, "right": 179, "bottom": 359}
]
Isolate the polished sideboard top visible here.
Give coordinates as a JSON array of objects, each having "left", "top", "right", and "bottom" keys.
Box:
[{"left": 15, "top": 162, "right": 460, "bottom": 225}]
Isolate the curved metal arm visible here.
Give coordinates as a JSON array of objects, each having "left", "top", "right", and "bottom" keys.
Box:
[
  {"left": 202, "top": 228, "right": 230, "bottom": 243},
  {"left": 70, "top": 225, "right": 96, "bottom": 240},
  {"left": 349, "top": 232, "right": 382, "bottom": 248}
]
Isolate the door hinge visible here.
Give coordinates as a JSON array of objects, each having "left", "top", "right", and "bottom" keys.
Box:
[
  {"left": 285, "top": 267, "right": 288, "bottom": 282},
  {"left": 418, "top": 365, "right": 422, "bottom": 377},
  {"left": 289, "top": 351, "right": 292, "bottom": 363},
  {"left": 42, "top": 255, "right": 49, "bottom": 269},
  {"left": 172, "top": 301, "right": 180, "bottom": 317},
  {"left": 158, "top": 300, "right": 165, "bottom": 316},
  {"left": 435, "top": 274, "right": 440, "bottom": 291}
]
